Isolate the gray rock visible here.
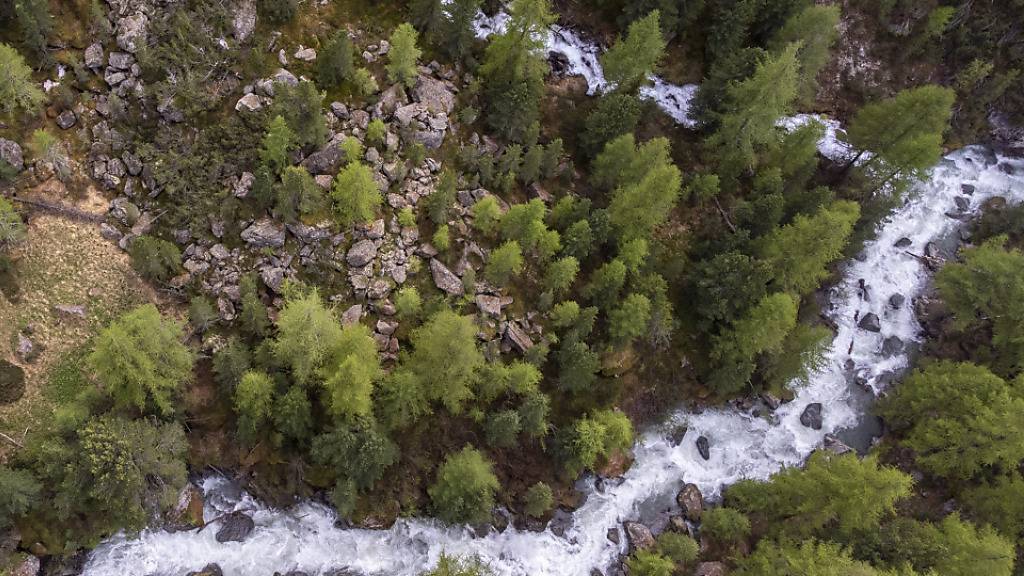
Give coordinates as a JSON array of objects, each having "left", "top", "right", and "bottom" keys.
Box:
[
  {"left": 412, "top": 75, "right": 455, "bottom": 113},
  {"left": 302, "top": 139, "right": 345, "bottom": 175},
  {"left": 287, "top": 222, "right": 332, "bottom": 244},
  {"left": 100, "top": 223, "right": 123, "bottom": 242},
  {"left": 0, "top": 138, "right": 24, "bottom": 171},
  {"left": 330, "top": 101, "right": 349, "bottom": 119},
  {"left": 232, "top": 0, "right": 256, "bottom": 41},
  {"left": 341, "top": 304, "right": 363, "bottom": 326},
  {"left": 271, "top": 68, "right": 299, "bottom": 87},
  {"left": 294, "top": 47, "right": 317, "bottom": 61},
  {"left": 504, "top": 322, "right": 534, "bottom": 354},
  {"left": 108, "top": 51, "right": 133, "bottom": 70},
  {"left": 55, "top": 109, "right": 77, "bottom": 130},
  {"left": 122, "top": 151, "right": 143, "bottom": 176},
  {"left": 961, "top": 183, "right": 975, "bottom": 195},
  {"left": 346, "top": 239, "right": 378, "bottom": 267},
  {"left": 694, "top": 562, "right": 728, "bottom": 576},
  {"left": 412, "top": 130, "right": 445, "bottom": 149},
  {"left": 430, "top": 258, "right": 463, "bottom": 295},
  {"left": 234, "top": 171, "right": 255, "bottom": 198},
  {"left": 606, "top": 528, "right": 620, "bottom": 544},
  {"left": 894, "top": 237, "right": 912, "bottom": 248},
  {"left": 476, "top": 294, "right": 503, "bottom": 317},
  {"left": 235, "top": 93, "right": 264, "bottom": 113},
  {"left": 84, "top": 43, "right": 104, "bottom": 68},
  {"left": 623, "top": 521, "right": 655, "bottom": 551},
  {"left": 800, "top": 402, "right": 823, "bottom": 430},
  {"left": 889, "top": 293, "right": 905, "bottom": 309},
  {"left": 241, "top": 218, "right": 286, "bottom": 248},
  {"left": 261, "top": 266, "right": 286, "bottom": 294},
  {"left": 185, "top": 563, "right": 224, "bottom": 576},
  {"left": 376, "top": 320, "right": 398, "bottom": 336},
  {"left": 954, "top": 196, "right": 970, "bottom": 211},
  {"left": 16, "top": 333, "right": 37, "bottom": 363},
  {"left": 394, "top": 103, "right": 426, "bottom": 127},
  {"left": 215, "top": 512, "right": 255, "bottom": 543},
  {"left": 117, "top": 11, "right": 148, "bottom": 53},
  {"left": 858, "top": 312, "right": 881, "bottom": 332},
  {"left": 696, "top": 436, "right": 710, "bottom": 460},
  {"left": 823, "top": 433, "right": 853, "bottom": 455},
  {"left": 676, "top": 483, "right": 703, "bottom": 521},
  {"left": 53, "top": 304, "right": 87, "bottom": 319}
]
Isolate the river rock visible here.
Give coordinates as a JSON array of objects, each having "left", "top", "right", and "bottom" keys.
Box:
[
  {"left": 823, "top": 433, "right": 853, "bottom": 455},
  {"left": 961, "top": 183, "right": 975, "bottom": 195},
  {"left": 889, "top": 293, "right": 905, "bottom": 309},
  {"left": 0, "top": 138, "right": 24, "bottom": 171},
  {"left": 695, "top": 562, "right": 728, "bottom": 576},
  {"left": 894, "top": 237, "right": 912, "bottom": 248},
  {"left": 924, "top": 241, "right": 940, "bottom": 259},
  {"left": 696, "top": 435, "right": 710, "bottom": 460},
  {"left": 623, "top": 521, "right": 655, "bottom": 551},
  {"left": 346, "top": 239, "right": 378, "bottom": 267},
  {"left": 954, "top": 196, "right": 970, "bottom": 211},
  {"left": 241, "top": 218, "right": 286, "bottom": 248},
  {"left": 881, "top": 335, "right": 904, "bottom": 357},
  {"left": 606, "top": 527, "right": 620, "bottom": 544},
  {"left": 858, "top": 312, "right": 881, "bottom": 332},
  {"left": 430, "top": 259, "right": 463, "bottom": 295},
  {"left": 215, "top": 512, "right": 255, "bottom": 543},
  {"left": 800, "top": 402, "right": 823, "bottom": 430},
  {"left": 676, "top": 483, "right": 703, "bottom": 521},
  {"left": 186, "top": 563, "right": 224, "bottom": 576}
]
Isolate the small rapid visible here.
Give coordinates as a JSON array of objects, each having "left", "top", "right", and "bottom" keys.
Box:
[{"left": 80, "top": 12, "right": 1024, "bottom": 576}]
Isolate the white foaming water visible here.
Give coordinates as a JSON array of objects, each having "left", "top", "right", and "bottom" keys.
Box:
[
  {"left": 81, "top": 13, "right": 1024, "bottom": 576},
  {"left": 81, "top": 148, "right": 1024, "bottom": 576},
  {"left": 472, "top": 11, "right": 699, "bottom": 125}
]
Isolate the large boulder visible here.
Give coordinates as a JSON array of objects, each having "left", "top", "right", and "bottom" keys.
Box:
[
  {"left": 116, "top": 11, "right": 148, "bottom": 53},
  {"left": 301, "top": 138, "right": 346, "bottom": 175},
  {"left": 624, "top": 521, "right": 655, "bottom": 552},
  {"left": 346, "top": 239, "right": 378, "bottom": 267},
  {"left": 232, "top": 0, "right": 256, "bottom": 42},
  {"left": 676, "top": 483, "right": 703, "bottom": 521},
  {"left": 430, "top": 259, "right": 464, "bottom": 296},
  {"left": 215, "top": 512, "right": 255, "bottom": 543},
  {"left": 241, "top": 218, "right": 286, "bottom": 248},
  {"left": 412, "top": 75, "right": 455, "bottom": 114},
  {"left": 800, "top": 403, "right": 823, "bottom": 430},
  {"left": 0, "top": 138, "right": 24, "bottom": 172},
  {"left": 186, "top": 564, "right": 224, "bottom": 576},
  {"left": 504, "top": 322, "right": 534, "bottom": 354},
  {"left": 84, "top": 43, "right": 104, "bottom": 68}
]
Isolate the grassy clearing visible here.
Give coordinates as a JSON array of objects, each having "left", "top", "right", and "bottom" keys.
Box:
[{"left": 0, "top": 186, "right": 157, "bottom": 459}]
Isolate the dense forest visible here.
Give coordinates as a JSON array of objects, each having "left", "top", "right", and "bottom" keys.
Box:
[{"left": 0, "top": 0, "right": 1022, "bottom": 574}]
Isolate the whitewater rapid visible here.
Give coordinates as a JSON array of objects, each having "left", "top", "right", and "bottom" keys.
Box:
[{"left": 80, "top": 11, "right": 1024, "bottom": 576}]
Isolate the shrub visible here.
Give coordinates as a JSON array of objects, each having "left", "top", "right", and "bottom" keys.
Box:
[
  {"left": 429, "top": 446, "right": 500, "bottom": 524},
  {"left": 523, "top": 481, "right": 553, "bottom": 518},
  {"left": 485, "top": 241, "right": 523, "bottom": 285},
  {"left": 128, "top": 236, "right": 181, "bottom": 283}
]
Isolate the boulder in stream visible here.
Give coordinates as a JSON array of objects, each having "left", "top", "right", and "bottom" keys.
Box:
[
  {"left": 695, "top": 436, "right": 710, "bottom": 461},
  {"left": 889, "top": 293, "right": 905, "bottom": 309},
  {"left": 676, "top": 483, "right": 703, "bottom": 521},
  {"left": 800, "top": 403, "right": 823, "bottom": 430},
  {"left": 623, "top": 521, "right": 655, "bottom": 551},
  {"left": 894, "top": 237, "right": 912, "bottom": 248},
  {"left": 858, "top": 312, "right": 881, "bottom": 332},
  {"left": 214, "top": 512, "right": 255, "bottom": 543},
  {"left": 185, "top": 564, "right": 224, "bottom": 576},
  {"left": 881, "top": 336, "right": 904, "bottom": 357}
]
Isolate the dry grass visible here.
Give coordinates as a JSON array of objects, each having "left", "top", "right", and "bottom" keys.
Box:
[{"left": 0, "top": 185, "right": 158, "bottom": 457}]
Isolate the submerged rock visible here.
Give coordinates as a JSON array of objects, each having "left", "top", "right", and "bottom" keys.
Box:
[
  {"left": 823, "top": 434, "right": 853, "bottom": 455},
  {"left": 889, "top": 293, "right": 905, "bottom": 309},
  {"left": 800, "top": 402, "right": 823, "bottom": 430},
  {"left": 186, "top": 563, "right": 223, "bottom": 576},
  {"left": 881, "top": 335, "right": 904, "bottom": 357}
]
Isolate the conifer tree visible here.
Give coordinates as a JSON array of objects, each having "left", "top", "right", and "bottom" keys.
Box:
[
  {"left": 317, "top": 30, "right": 354, "bottom": 89},
  {"left": 0, "top": 43, "right": 43, "bottom": 115},
  {"left": 387, "top": 23, "right": 422, "bottom": 88},
  {"left": 601, "top": 10, "right": 666, "bottom": 92}
]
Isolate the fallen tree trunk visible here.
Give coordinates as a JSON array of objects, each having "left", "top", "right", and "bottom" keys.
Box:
[{"left": 11, "top": 196, "right": 105, "bottom": 223}]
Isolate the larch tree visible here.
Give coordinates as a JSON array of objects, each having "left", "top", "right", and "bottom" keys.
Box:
[
  {"left": 272, "top": 289, "right": 344, "bottom": 386},
  {"left": 429, "top": 446, "right": 500, "bottom": 524},
  {"left": 317, "top": 30, "right": 354, "bottom": 89},
  {"left": 406, "top": 310, "right": 485, "bottom": 413},
  {"left": 845, "top": 85, "right": 955, "bottom": 183},
  {"left": 321, "top": 323, "right": 382, "bottom": 421},
  {"left": 601, "top": 10, "right": 667, "bottom": 92},
  {"left": 88, "top": 304, "right": 194, "bottom": 416},
  {"left": 757, "top": 200, "right": 860, "bottom": 295},
  {"left": 0, "top": 43, "right": 43, "bottom": 115},
  {"left": 705, "top": 44, "right": 800, "bottom": 184},
  {"left": 478, "top": 0, "right": 555, "bottom": 141},
  {"left": 387, "top": 23, "right": 422, "bottom": 88},
  {"left": 768, "top": 5, "right": 841, "bottom": 106},
  {"left": 332, "top": 162, "right": 382, "bottom": 227}
]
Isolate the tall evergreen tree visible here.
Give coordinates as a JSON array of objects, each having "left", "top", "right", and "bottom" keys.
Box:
[{"left": 601, "top": 10, "right": 667, "bottom": 92}]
